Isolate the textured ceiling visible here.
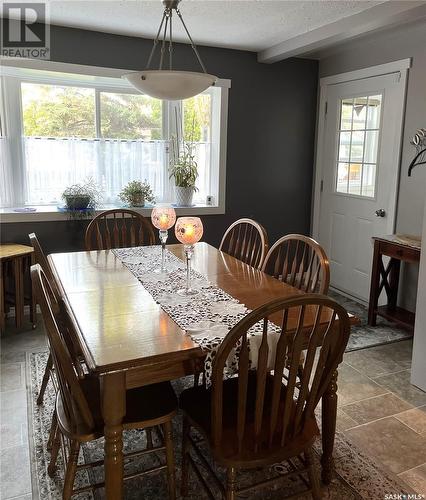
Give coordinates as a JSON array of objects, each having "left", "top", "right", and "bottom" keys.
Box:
[{"left": 33, "top": 0, "right": 387, "bottom": 52}]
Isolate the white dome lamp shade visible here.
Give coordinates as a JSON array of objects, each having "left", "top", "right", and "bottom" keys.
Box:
[
  {"left": 125, "top": 71, "right": 217, "bottom": 101},
  {"left": 123, "top": 0, "right": 218, "bottom": 101}
]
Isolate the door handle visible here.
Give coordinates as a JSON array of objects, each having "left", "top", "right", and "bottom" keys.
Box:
[{"left": 375, "top": 209, "right": 386, "bottom": 217}]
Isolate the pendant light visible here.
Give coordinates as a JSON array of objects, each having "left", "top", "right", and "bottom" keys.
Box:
[{"left": 123, "top": 0, "right": 217, "bottom": 100}]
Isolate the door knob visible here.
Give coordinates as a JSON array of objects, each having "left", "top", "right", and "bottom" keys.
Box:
[{"left": 375, "top": 209, "right": 386, "bottom": 217}]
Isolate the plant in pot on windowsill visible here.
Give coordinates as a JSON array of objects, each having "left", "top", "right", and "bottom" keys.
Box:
[
  {"left": 61, "top": 178, "right": 102, "bottom": 219},
  {"left": 119, "top": 180, "right": 155, "bottom": 208},
  {"left": 169, "top": 114, "right": 199, "bottom": 207}
]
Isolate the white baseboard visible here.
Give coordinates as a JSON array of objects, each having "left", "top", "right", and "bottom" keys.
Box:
[{"left": 330, "top": 286, "right": 368, "bottom": 307}]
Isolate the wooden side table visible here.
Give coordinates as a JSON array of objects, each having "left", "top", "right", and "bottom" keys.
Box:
[
  {"left": 368, "top": 236, "right": 421, "bottom": 331},
  {"left": 0, "top": 244, "right": 36, "bottom": 332}
]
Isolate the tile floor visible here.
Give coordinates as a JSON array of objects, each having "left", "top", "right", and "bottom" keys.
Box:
[
  {"left": 1, "top": 320, "right": 46, "bottom": 500},
  {"left": 1, "top": 317, "right": 426, "bottom": 499},
  {"left": 340, "top": 342, "right": 426, "bottom": 493}
]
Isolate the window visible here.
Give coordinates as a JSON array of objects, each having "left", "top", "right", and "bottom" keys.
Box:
[
  {"left": 99, "top": 92, "right": 162, "bottom": 140},
  {"left": 336, "top": 95, "right": 381, "bottom": 198},
  {"left": 183, "top": 93, "right": 212, "bottom": 202},
  {"left": 22, "top": 83, "right": 96, "bottom": 138},
  {"left": 0, "top": 76, "right": 15, "bottom": 209},
  {"left": 0, "top": 63, "right": 228, "bottom": 210}
]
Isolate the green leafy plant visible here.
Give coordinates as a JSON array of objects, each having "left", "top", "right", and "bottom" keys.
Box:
[
  {"left": 119, "top": 180, "right": 155, "bottom": 207},
  {"left": 61, "top": 177, "right": 102, "bottom": 220},
  {"left": 169, "top": 110, "right": 199, "bottom": 191},
  {"left": 169, "top": 142, "right": 199, "bottom": 189},
  {"left": 62, "top": 177, "right": 102, "bottom": 208}
]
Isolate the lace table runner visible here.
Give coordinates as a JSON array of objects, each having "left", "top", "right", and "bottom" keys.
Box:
[{"left": 113, "top": 246, "right": 280, "bottom": 384}]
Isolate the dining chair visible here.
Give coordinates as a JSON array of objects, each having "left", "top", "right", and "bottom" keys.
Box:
[
  {"left": 219, "top": 218, "right": 269, "bottom": 269},
  {"left": 84, "top": 208, "right": 155, "bottom": 251},
  {"left": 262, "top": 234, "right": 330, "bottom": 294},
  {"left": 29, "top": 232, "right": 74, "bottom": 406},
  {"left": 29, "top": 233, "right": 61, "bottom": 299},
  {"left": 29, "top": 233, "right": 91, "bottom": 457},
  {"left": 31, "top": 263, "right": 178, "bottom": 500},
  {"left": 179, "top": 294, "right": 350, "bottom": 499}
]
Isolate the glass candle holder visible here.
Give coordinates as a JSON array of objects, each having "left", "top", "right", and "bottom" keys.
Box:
[
  {"left": 151, "top": 206, "right": 176, "bottom": 273},
  {"left": 175, "top": 217, "right": 203, "bottom": 295}
]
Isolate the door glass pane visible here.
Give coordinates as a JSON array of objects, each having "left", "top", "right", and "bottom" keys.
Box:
[
  {"left": 350, "top": 131, "right": 364, "bottom": 162},
  {"left": 361, "top": 163, "right": 376, "bottom": 197},
  {"left": 348, "top": 163, "right": 362, "bottom": 195},
  {"left": 340, "top": 99, "right": 353, "bottom": 130},
  {"left": 336, "top": 162, "right": 349, "bottom": 193},
  {"left": 352, "top": 97, "right": 367, "bottom": 130},
  {"left": 335, "top": 93, "right": 382, "bottom": 198},
  {"left": 364, "top": 130, "right": 379, "bottom": 164},
  {"left": 338, "top": 131, "right": 351, "bottom": 161},
  {"left": 366, "top": 95, "right": 381, "bottom": 129}
]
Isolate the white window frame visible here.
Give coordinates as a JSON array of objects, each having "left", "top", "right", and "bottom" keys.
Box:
[{"left": 0, "top": 58, "right": 230, "bottom": 222}]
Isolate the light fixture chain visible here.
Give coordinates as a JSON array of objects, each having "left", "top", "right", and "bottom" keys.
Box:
[
  {"left": 126, "top": 0, "right": 217, "bottom": 98},
  {"left": 159, "top": 10, "right": 170, "bottom": 70},
  {"left": 176, "top": 7, "right": 207, "bottom": 74},
  {"left": 146, "top": 10, "right": 167, "bottom": 70},
  {"left": 168, "top": 9, "right": 173, "bottom": 70}
]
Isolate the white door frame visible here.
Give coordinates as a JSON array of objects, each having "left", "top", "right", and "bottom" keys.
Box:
[{"left": 312, "top": 58, "right": 411, "bottom": 240}]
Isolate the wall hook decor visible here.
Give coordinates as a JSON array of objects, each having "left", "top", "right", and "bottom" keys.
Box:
[{"left": 408, "top": 128, "right": 426, "bottom": 176}]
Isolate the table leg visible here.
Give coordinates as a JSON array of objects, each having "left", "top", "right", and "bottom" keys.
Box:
[
  {"left": 0, "top": 262, "right": 5, "bottom": 333},
  {"left": 13, "top": 257, "right": 24, "bottom": 328},
  {"left": 368, "top": 241, "right": 380, "bottom": 326},
  {"left": 321, "top": 370, "right": 338, "bottom": 485},
  {"left": 29, "top": 254, "right": 37, "bottom": 328},
  {"left": 101, "top": 372, "right": 126, "bottom": 500},
  {"left": 388, "top": 258, "right": 401, "bottom": 310}
]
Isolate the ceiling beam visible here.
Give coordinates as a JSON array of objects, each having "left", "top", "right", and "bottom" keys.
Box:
[{"left": 258, "top": 1, "right": 426, "bottom": 64}]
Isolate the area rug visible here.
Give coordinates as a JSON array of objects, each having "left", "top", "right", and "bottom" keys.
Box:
[
  {"left": 27, "top": 351, "right": 412, "bottom": 500},
  {"left": 329, "top": 290, "right": 413, "bottom": 352}
]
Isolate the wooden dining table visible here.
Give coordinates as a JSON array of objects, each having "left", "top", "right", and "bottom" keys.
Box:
[{"left": 49, "top": 242, "right": 353, "bottom": 499}]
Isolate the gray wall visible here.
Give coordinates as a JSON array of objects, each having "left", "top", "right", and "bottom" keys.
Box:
[
  {"left": 319, "top": 20, "right": 426, "bottom": 311},
  {"left": 0, "top": 23, "right": 319, "bottom": 254}
]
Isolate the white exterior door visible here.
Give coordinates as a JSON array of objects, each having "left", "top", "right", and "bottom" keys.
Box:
[{"left": 315, "top": 68, "right": 407, "bottom": 301}]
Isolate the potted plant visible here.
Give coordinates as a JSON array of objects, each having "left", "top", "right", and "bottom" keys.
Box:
[
  {"left": 119, "top": 180, "right": 155, "bottom": 207},
  {"left": 169, "top": 112, "right": 198, "bottom": 207},
  {"left": 61, "top": 178, "right": 102, "bottom": 218}
]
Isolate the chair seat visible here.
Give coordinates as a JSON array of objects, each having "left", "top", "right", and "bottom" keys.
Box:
[
  {"left": 179, "top": 372, "right": 319, "bottom": 468},
  {"left": 57, "top": 377, "right": 178, "bottom": 442}
]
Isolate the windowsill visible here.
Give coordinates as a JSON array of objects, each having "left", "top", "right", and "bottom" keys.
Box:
[{"left": 0, "top": 203, "right": 225, "bottom": 223}]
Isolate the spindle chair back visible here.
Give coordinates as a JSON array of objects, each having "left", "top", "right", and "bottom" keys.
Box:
[
  {"left": 262, "top": 234, "right": 330, "bottom": 294},
  {"left": 210, "top": 294, "right": 349, "bottom": 459},
  {"left": 29, "top": 233, "right": 61, "bottom": 306},
  {"left": 219, "top": 218, "right": 269, "bottom": 269},
  {"left": 85, "top": 209, "right": 155, "bottom": 251}
]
